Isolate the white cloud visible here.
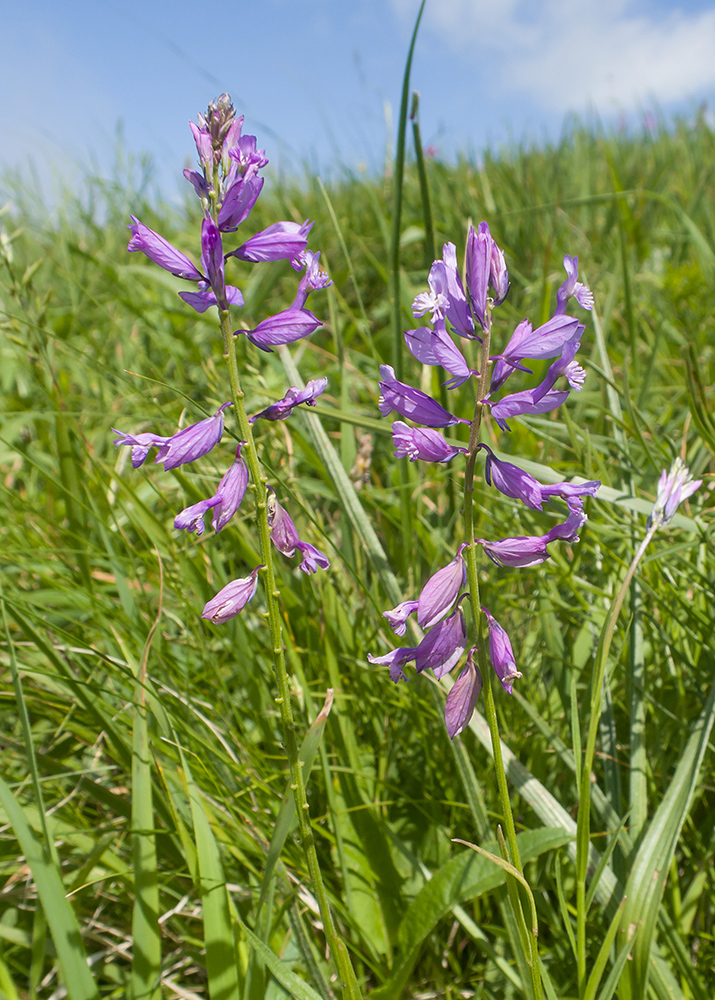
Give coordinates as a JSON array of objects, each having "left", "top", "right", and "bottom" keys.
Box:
[{"left": 395, "top": 0, "right": 715, "bottom": 112}]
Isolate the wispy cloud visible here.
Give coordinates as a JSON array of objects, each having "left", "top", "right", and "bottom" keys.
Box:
[{"left": 394, "top": 0, "right": 715, "bottom": 112}]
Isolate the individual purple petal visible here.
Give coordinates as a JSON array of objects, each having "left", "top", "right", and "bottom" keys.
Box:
[
  {"left": 174, "top": 498, "right": 219, "bottom": 536},
  {"left": 179, "top": 283, "right": 244, "bottom": 313},
  {"left": 243, "top": 308, "right": 322, "bottom": 351},
  {"left": 477, "top": 534, "right": 551, "bottom": 568},
  {"left": 112, "top": 430, "right": 170, "bottom": 468},
  {"left": 441, "top": 242, "right": 478, "bottom": 339},
  {"left": 189, "top": 120, "right": 213, "bottom": 169},
  {"left": 218, "top": 172, "right": 264, "bottom": 232},
  {"left": 383, "top": 599, "right": 419, "bottom": 637},
  {"left": 183, "top": 168, "right": 208, "bottom": 199},
  {"left": 293, "top": 250, "right": 333, "bottom": 301},
  {"left": 497, "top": 314, "right": 581, "bottom": 365},
  {"left": 445, "top": 649, "right": 482, "bottom": 739},
  {"left": 490, "top": 239, "right": 510, "bottom": 305},
  {"left": 229, "top": 134, "right": 269, "bottom": 171},
  {"left": 487, "top": 389, "right": 569, "bottom": 432},
  {"left": 466, "top": 222, "right": 492, "bottom": 329},
  {"left": 544, "top": 507, "right": 588, "bottom": 544},
  {"left": 201, "top": 566, "right": 262, "bottom": 624},
  {"left": 479, "top": 444, "right": 545, "bottom": 510},
  {"left": 404, "top": 321, "right": 477, "bottom": 388},
  {"left": 154, "top": 402, "right": 232, "bottom": 471},
  {"left": 127, "top": 217, "right": 203, "bottom": 281},
  {"left": 540, "top": 479, "right": 601, "bottom": 507},
  {"left": 212, "top": 444, "right": 249, "bottom": 532},
  {"left": 648, "top": 457, "right": 702, "bottom": 530},
  {"left": 481, "top": 607, "right": 522, "bottom": 694},
  {"left": 391, "top": 422, "right": 467, "bottom": 464},
  {"left": 417, "top": 544, "right": 468, "bottom": 629},
  {"left": 556, "top": 255, "right": 593, "bottom": 314},
  {"left": 228, "top": 220, "right": 313, "bottom": 264},
  {"left": 249, "top": 378, "right": 328, "bottom": 422},
  {"left": 367, "top": 645, "right": 418, "bottom": 683},
  {"left": 378, "top": 365, "right": 469, "bottom": 428},
  {"left": 414, "top": 605, "right": 468, "bottom": 679},
  {"left": 200, "top": 218, "right": 225, "bottom": 300},
  {"left": 296, "top": 541, "right": 330, "bottom": 574}
]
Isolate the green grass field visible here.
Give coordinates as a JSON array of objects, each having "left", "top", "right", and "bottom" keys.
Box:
[{"left": 0, "top": 105, "right": 713, "bottom": 999}]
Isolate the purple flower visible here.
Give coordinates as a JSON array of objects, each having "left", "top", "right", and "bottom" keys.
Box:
[
  {"left": 404, "top": 321, "right": 478, "bottom": 389},
  {"left": 112, "top": 430, "right": 170, "bottom": 468},
  {"left": 113, "top": 403, "right": 231, "bottom": 471},
  {"left": 227, "top": 220, "right": 313, "bottom": 266},
  {"left": 445, "top": 649, "right": 482, "bottom": 739},
  {"left": 229, "top": 134, "right": 269, "bottom": 171},
  {"left": 496, "top": 314, "right": 581, "bottom": 367},
  {"left": 414, "top": 604, "right": 468, "bottom": 679},
  {"left": 479, "top": 444, "right": 601, "bottom": 512},
  {"left": 487, "top": 388, "right": 569, "bottom": 432},
  {"left": 267, "top": 488, "right": 330, "bottom": 574},
  {"left": 218, "top": 172, "right": 264, "bottom": 232},
  {"left": 293, "top": 250, "right": 333, "bottom": 301},
  {"left": 378, "top": 365, "right": 469, "bottom": 428},
  {"left": 482, "top": 607, "right": 522, "bottom": 694},
  {"left": 383, "top": 600, "right": 419, "bottom": 637},
  {"left": 367, "top": 645, "right": 418, "bottom": 683},
  {"left": 201, "top": 566, "right": 262, "bottom": 624},
  {"left": 647, "top": 457, "right": 702, "bottom": 530},
  {"left": 179, "top": 283, "right": 244, "bottom": 314},
  {"left": 127, "top": 217, "right": 203, "bottom": 281},
  {"left": 477, "top": 534, "right": 551, "bottom": 568},
  {"left": 189, "top": 120, "right": 214, "bottom": 170},
  {"left": 555, "top": 255, "right": 594, "bottom": 315},
  {"left": 392, "top": 422, "right": 467, "bottom": 463},
  {"left": 242, "top": 308, "right": 322, "bottom": 352},
  {"left": 249, "top": 378, "right": 328, "bottom": 422},
  {"left": 418, "top": 545, "right": 468, "bottom": 629},
  {"left": 412, "top": 243, "right": 476, "bottom": 340},
  {"left": 174, "top": 444, "right": 249, "bottom": 536},
  {"left": 490, "top": 239, "right": 510, "bottom": 306},
  {"left": 466, "top": 222, "right": 492, "bottom": 329},
  {"left": 544, "top": 506, "right": 588, "bottom": 544},
  {"left": 540, "top": 479, "right": 601, "bottom": 508}
]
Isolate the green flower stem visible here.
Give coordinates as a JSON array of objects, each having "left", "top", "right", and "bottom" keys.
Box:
[
  {"left": 461, "top": 320, "right": 542, "bottom": 1000},
  {"left": 218, "top": 311, "right": 361, "bottom": 999},
  {"left": 575, "top": 524, "right": 656, "bottom": 993}
]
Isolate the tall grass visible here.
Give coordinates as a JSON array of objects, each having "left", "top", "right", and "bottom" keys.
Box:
[{"left": 0, "top": 109, "right": 713, "bottom": 999}]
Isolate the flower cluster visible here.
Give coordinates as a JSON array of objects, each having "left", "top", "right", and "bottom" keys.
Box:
[
  {"left": 372, "top": 222, "right": 600, "bottom": 737},
  {"left": 114, "top": 95, "right": 331, "bottom": 619}
]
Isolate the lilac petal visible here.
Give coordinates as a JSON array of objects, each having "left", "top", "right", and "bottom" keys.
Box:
[
  {"left": 541, "top": 480, "right": 601, "bottom": 507},
  {"left": 296, "top": 541, "right": 330, "bottom": 574},
  {"left": 183, "top": 168, "right": 208, "bottom": 199},
  {"left": 383, "top": 599, "right": 419, "bottom": 637},
  {"left": 445, "top": 649, "right": 482, "bottom": 739},
  {"left": 244, "top": 308, "right": 321, "bottom": 351},
  {"left": 556, "top": 255, "right": 593, "bottom": 314},
  {"left": 212, "top": 444, "right": 249, "bottom": 532},
  {"left": 127, "top": 217, "right": 203, "bottom": 281},
  {"left": 480, "top": 445, "right": 544, "bottom": 510},
  {"left": 490, "top": 240, "right": 510, "bottom": 305},
  {"left": 367, "top": 646, "right": 417, "bottom": 683},
  {"left": 417, "top": 545, "right": 468, "bottom": 629},
  {"left": 189, "top": 121, "right": 213, "bottom": 168},
  {"left": 249, "top": 378, "right": 328, "bottom": 422},
  {"left": 481, "top": 607, "right": 522, "bottom": 694},
  {"left": 179, "top": 283, "right": 244, "bottom": 314},
  {"left": 229, "top": 134, "right": 269, "bottom": 170},
  {"left": 378, "top": 365, "right": 469, "bottom": 428},
  {"left": 404, "top": 322, "right": 475, "bottom": 388},
  {"left": 201, "top": 566, "right": 262, "bottom": 624},
  {"left": 112, "top": 430, "right": 170, "bottom": 468},
  {"left": 477, "top": 535, "right": 551, "bottom": 568},
  {"left": 267, "top": 489, "right": 301, "bottom": 556},
  {"left": 442, "top": 243, "right": 478, "bottom": 339},
  {"left": 174, "top": 498, "right": 219, "bottom": 536},
  {"left": 200, "top": 218, "right": 225, "bottom": 300},
  {"left": 293, "top": 250, "right": 332, "bottom": 303},
  {"left": 229, "top": 220, "right": 312, "bottom": 264},
  {"left": 498, "top": 314, "right": 581, "bottom": 365},
  {"left": 392, "top": 422, "right": 467, "bottom": 464},
  {"left": 414, "top": 606, "right": 468, "bottom": 679},
  {"left": 466, "top": 222, "right": 492, "bottom": 329},
  {"left": 154, "top": 402, "right": 231, "bottom": 471},
  {"left": 544, "top": 507, "right": 587, "bottom": 544},
  {"left": 218, "top": 173, "right": 264, "bottom": 232},
  {"left": 488, "top": 389, "right": 569, "bottom": 431}
]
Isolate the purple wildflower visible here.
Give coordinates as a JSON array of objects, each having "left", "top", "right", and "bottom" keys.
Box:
[
  {"left": 217, "top": 172, "right": 264, "bottom": 232},
  {"left": 227, "top": 220, "right": 312, "bottom": 266},
  {"left": 417, "top": 545, "right": 468, "bottom": 629},
  {"left": 112, "top": 430, "right": 170, "bottom": 469},
  {"left": 293, "top": 250, "right": 333, "bottom": 300},
  {"left": 201, "top": 566, "right": 262, "bottom": 624},
  {"left": 555, "top": 255, "right": 594, "bottom": 315},
  {"left": 113, "top": 403, "right": 231, "bottom": 471},
  {"left": 414, "top": 604, "right": 468, "bottom": 679},
  {"left": 378, "top": 365, "right": 469, "bottom": 428},
  {"left": 544, "top": 506, "right": 588, "bottom": 544},
  {"left": 392, "top": 422, "right": 467, "bottom": 464},
  {"left": 482, "top": 607, "right": 522, "bottom": 694},
  {"left": 479, "top": 444, "right": 601, "bottom": 512},
  {"left": 445, "top": 649, "right": 482, "bottom": 739},
  {"left": 249, "top": 378, "right": 328, "bottom": 423},
  {"left": 383, "top": 600, "right": 419, "bottom": 637},
  {"left": 242, "top": 308, "right": 322, "bottom": 352},
  {"left": 477, "top": 534, "right": 551, "bottom": 569},
  {"left": 367, "top": 645, "right": 418, "bottom": 683},
  {"left": 267, "top": 488, "right": 330, "bottom": 574},
  {"left": 496, "top": 314, "right": 581, "bottom": 367},
  {"left": 647, "top": 457, "right": 702, "bottom": 530},
  {"left": 404, "top": 321, "right": 478, "bottom": 389},
  {"left": 466, "top": 222, "right": 492, "bottom": 329},
  {"left": 127, "top": 217, "right": 202, "bottom": 281},
  {"left": 174, "top": 444, "right": 249, "bottom": 536},
  {"left": 412, "top": 243, "right": 477, "bottom": 340}
]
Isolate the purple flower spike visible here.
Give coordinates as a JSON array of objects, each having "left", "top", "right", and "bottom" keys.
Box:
[
  {"left": 112, "top": 430, "right": 170, "bottom": 468},
  {"left": 404, "top": 321, "right": 477, "bottom": 389},
  {"left": 249, "top": 378, "right": 328, "bottom": 423},
  {"left": 378, "top": 365, "right": 469, "bottom": 428},
  {"left": 383, "top": 599, "right": 419, "bottom": 636},
  {"left": 648, "top": 457, "right": 702, "bottom": 530},
  {"left": 154, "top": 402, "right": 232, "bottom": 471},
  {"left": 477, "top": 534, "right": 551, "bottom": 568},
  {"left": 201, "top": 566, "right": 262, "bottom": 624},
  {"left": 392, "top": 422, "right": 467, "bottom": 464},
  {"left": 479, "top": 444, "right": 545, "bottom": 510},
  {"left": 414, "top": 604, "right": 468, "bottom": 679},
  {"left": 242, "top": 307, "right": 322, "bottom": 352},
  {"left": 482, "top": 607, "right": 522, "bottom": 694},
  {"left": 417, "top": 544, "right": 468, "bottom": 629},
  {"left": 367, "top": 646, "right": 417, "bottom": 683},
  {"left": 127, "top": 217, "right": 203, "bottom": 281},
  {"left": 267, "top": 488, "right": 329, "bottom": 574},
  {"left": 466, "top": 222, "right": 492, "bottom": 329},
  {"left": 445, "top": 649, "right": 482, "bottom": 739},
  {"left": 555, "top": 255, "right": 594, "bottom": 315},
  {"left": 228, "top": 220, "right": 313, "bottom": 266}
]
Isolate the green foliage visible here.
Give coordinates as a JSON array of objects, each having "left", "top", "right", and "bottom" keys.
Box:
[{"left": 0, "top": 111, "right": 713, "bottom": 998}]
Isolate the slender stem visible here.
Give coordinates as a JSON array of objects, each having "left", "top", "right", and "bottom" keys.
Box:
[
  {"left": 575, "top": 524, "right": 656, "bottom": 993},
  {"left": 218, "top": 312, "right": 360, "bottom": 997}
]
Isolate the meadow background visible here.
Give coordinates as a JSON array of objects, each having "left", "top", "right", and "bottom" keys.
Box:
[{"left": 0, "top": 94, "right": 714, "bottom": 1000}]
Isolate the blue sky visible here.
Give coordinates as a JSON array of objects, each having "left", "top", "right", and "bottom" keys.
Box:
[{"left": 3, "top": 0, "right": 715, "bottom": 201}]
